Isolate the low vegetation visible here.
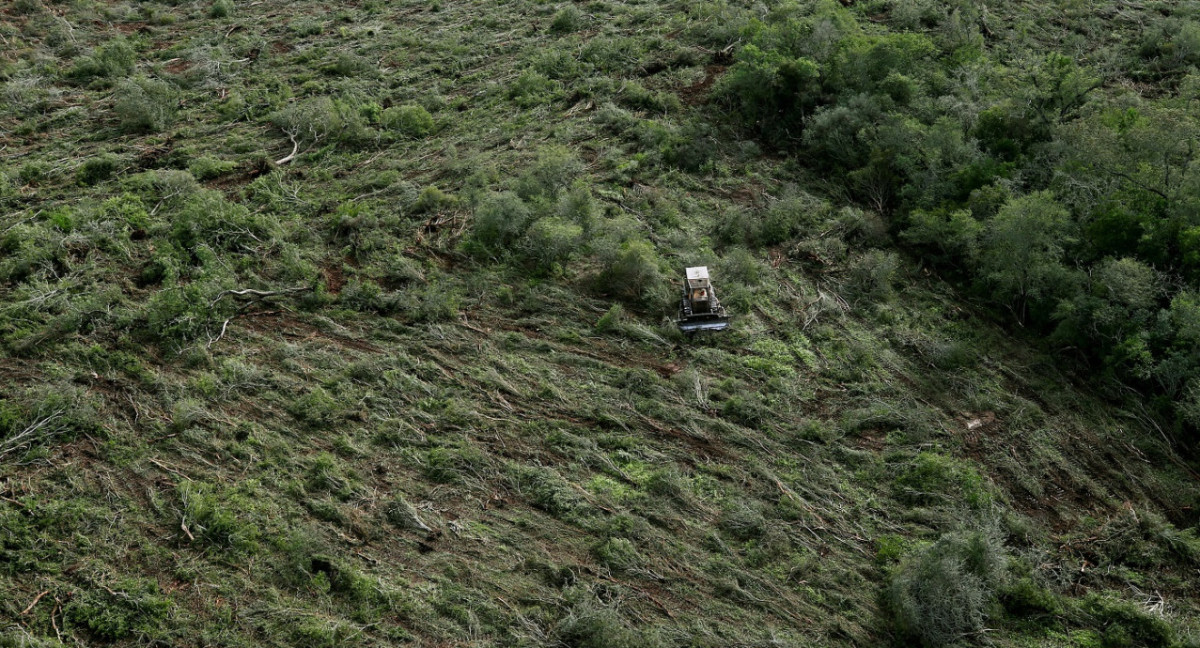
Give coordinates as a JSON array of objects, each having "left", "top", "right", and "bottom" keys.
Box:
[{"left": 1, "top": 0, "right": 1198, "bottom": 646}]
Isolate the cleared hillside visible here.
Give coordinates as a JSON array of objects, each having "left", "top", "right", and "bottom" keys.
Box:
[{"left": 2, "top": 1, "right": 1199, "bottom": 646}]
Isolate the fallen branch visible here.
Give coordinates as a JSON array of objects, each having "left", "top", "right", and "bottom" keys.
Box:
[
  {"left": 275, "top": 131, "right": 300, "bottom": 166},
  {"left": 209, "top": 286, "right": 311, "bottom": 308},
  {"left": 0, "top": 411, "right": 65, "bottom": 461},
  {"left": 51, "top": 597, "right": 62, "bottom": 642},
  {"left": 207, "top": 317, "right": 233, "bottom": 348},
  {"left": 21, "top": 590, "right": 50, "bottom": 615}
]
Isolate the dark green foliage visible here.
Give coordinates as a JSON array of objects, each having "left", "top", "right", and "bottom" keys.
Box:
[
  {"left": 69, "top": 39, "right": 137, "bottom": 81},
  {"left": 550, "top": 6, "right": 583, "bottom": 34},
  {"left": 411, "top": 185, "right": 457, "bottom": 214},
  {"left": 209, "top": 0, "right": 234, "bottom": 18},
  {"left": 187, "top": 156, "right": 237, "bottom": 180},
  {"left": 1080, "top": 593, "right": 1174, "bottom": 648},
  {"left": 381, "top": 104, "right": 434, "bottom": 138},
  {"left": 593, "top": 238, "right": 663, "bottom": 304},
  {"left": 894, "top": 452, "right": 991, "bottom": 508},
  {"left": 76, "top": 154, "right": 120, "bottom": 186},
  {"left": 468, "top": 191, "right": 532, "bottom": 257},
  {"left": 67, "top": 579, "right": 172, "bottom": 640},
  {"left": 508, "top": 70, "right": 563, "bottom": 108},
  {"left": 514, "top": 146, "right": 583, "bottom": 202},
  {"left": 289, "top": 388, "right": 343, "bottom": 428},
  {"left": 1000, "top": 577, "right": 1061, "bottom": 616},
  {"left": 114, "top": 76, "right": 179, "bottom": 134},
  {"left": 422, "top": 445, "right": 486, "bottom": 484},
  {"left": 886, "top": 527, "right": 1006, "bottom": 647},
  {"left": 520, "top": 216, "right": 582, "bottom": 275}
]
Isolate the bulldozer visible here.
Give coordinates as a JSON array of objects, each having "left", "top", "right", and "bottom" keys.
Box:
[{"left": 676, "top": 266, "right": 731, "bottom": 334}]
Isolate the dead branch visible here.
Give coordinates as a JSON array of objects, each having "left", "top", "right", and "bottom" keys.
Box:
[
  {"left": 0, "top": 411, "right": 65, "bottom": 460},
  {"left": 209, "top": 286, "right": 311, "bottom": 308},
  {"left": 275, "top": 130, "right": 300, "bottom": 166},
  {"left": 21, "top": 590, "right": 50, "bottom": 615},
  {"left": 207, "top": 317, "right": 233, "bottom": 348}
]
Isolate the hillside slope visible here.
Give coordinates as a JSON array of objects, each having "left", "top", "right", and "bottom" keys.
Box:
[{"left": 2, "top": 1, "right": 1199, "bottom": 646}]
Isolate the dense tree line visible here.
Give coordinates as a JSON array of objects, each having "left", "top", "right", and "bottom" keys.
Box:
[{"left": 713, "top": 0, "right": 1200, "bottom": 447}]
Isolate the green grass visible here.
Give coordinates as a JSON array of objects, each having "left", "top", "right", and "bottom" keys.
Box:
[{"left": 2, "top": 0, "right": 1199, "bottom": 646}]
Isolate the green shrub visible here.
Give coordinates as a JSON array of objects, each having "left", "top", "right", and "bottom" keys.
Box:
[
  {"left": 67, "top": 579, "right": 172, "bottom": 641},
  {"left": 18, "top": 162, "right": 47, "bottom": 186},
  {"left": 76, "top": 154, "right": 120, "bottom": 186},
  {"left": 593, "top": 238, "right": 663, "bottom": 303},
  {"left": 550, "top": 6, "right": 583, "bottom": 34},
  {"left": 382, "top": 104, "right": 434, "bottom": 137},
  {"left": 288, "top": 388, "right": 343, "bottom": 428},
  {"left": 123, "top": 169, "right": 201, "bottom": 208},
  {"left": 719, "top": 500, "right": 766, "bottom": 540},
  {"left": 188, "top": 156, "right": 237, "bottom": 180},
  {"left": 554, "top": 590, "right": 652, "bottom": 648},
  {"left": 468, "top": 191, "right": 532, "bottom": 258},
  {"left": 209, "top": 0, "right": 233, "bottom": 18},
  {"left": 661, "top": 122, "right": 715, "bottom": 171},
  {"left": 12, "top": 0, "right": 41, "bottom": 15},
  {"left": 1080, "top": 593, "right": 1174, "bottom": 648},
  {"left": 69, "top": 39, "right": 137, "bottom": 80},
  {"left": 875, "top": 534, "right": 910, "bottom": 566},
  {"left": 1000, "top": 577, "right": 1061, "bottom": 616},
  {"left": 515, "top": 145, "right": 583, "bottom": 202},
  {"left": 592, "top": 537, "right": 641, "bottom": 571},
  {"left": 845, "top": 249, "right": 900, "bottom": 303},
  {"left": 557, "top": 181, "right": 597, "bottom": 231},
  {"left": 177, "top": 481, "right": 262, "bottom": 551},
  {"left": 114, "top": 76, "right": 178, "bottom": 133},
  {"left": 306, "top": 451, "right": 360, "bottom": 498},
  {"left": 520, "top": 216, "right": 582, "bottom": 274},
  {"left": 895, "top": 451, "right": 991, "bottom": 507},
  {"left": 384, "top": 494, "right": 431, "bottom": 532},
  {"left": 170, "top": 188, "right": 273, "bottom": 252},
  {"left": 395, "top": 276, "right": 461, "bottom": 322},
  {"left": 0, "top": 168, "right": 15, "bottom": 200},
  {"left": 508, "top": 70, "right": 563, "bottom": 108},
  {"left": 422, "top": 445, "right": 486, "bottom": 484},
  {"left": 411, "top": 184, "right": 457, "bottom": 214},
  {"left": 594, "top": 303, "right": 624, "bottom": 333},
  {"left": 142, "top": 283, "right": 221, "bottom": 348},
  {"left": 716, "top": 44, "right": 821, "bottom": 140},
  {"left": 618, "top": 80, "right": 681, "bottom": 114},
  {"left": 510, "top": 465, "right": 590, "bottom": 520},
  {"left": 269, "top": 96, "right": 367, "bottom": 150},
  {"left": 886, "top": 528, "right": 1006, "bottom": 647},
  {"left": 322, "top": 51, "right": 372, "bottom": 77}
]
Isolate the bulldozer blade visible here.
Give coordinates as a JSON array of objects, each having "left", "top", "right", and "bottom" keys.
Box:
[{"left": 677, "top": 318, "right": 731, "bottom": 334}]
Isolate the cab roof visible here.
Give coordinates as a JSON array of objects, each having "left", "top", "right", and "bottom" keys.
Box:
[{"left": 685, "top": 266, "right": 709, "bottom": 280}]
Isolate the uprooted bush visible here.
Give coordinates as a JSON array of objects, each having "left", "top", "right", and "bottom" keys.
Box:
[{"left": 269, "top": 96, "right": 370, "bottom": 151}]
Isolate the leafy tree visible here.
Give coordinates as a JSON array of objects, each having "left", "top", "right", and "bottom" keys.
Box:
[
  {"left": 717, "top": 44, "right": 821, "bottom": 142},
  {"left": 978, "top": 191, "right": 1077, "bottom": 324}
]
